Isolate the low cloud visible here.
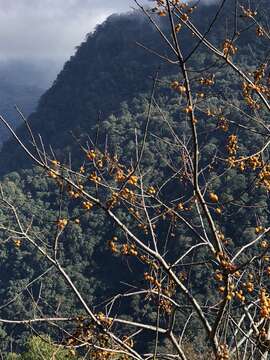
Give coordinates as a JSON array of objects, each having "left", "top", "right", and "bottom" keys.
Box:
[
  {"left": 0, "top": 0, "right": 217, "bottom": 86},
  {"left": 0, "top": 0, "right": 219, "bottom": 63},
  {"left": 0, "top": 1, "right": 147, "bottom": 62}
]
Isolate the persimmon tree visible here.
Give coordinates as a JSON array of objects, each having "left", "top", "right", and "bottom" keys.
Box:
[{"left": 1, "top": 0, "right": 270, "bottom": 359}]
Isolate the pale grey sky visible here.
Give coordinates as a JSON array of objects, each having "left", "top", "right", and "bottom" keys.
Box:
[
  {"left": 0, "top": 0, "right": 217, "bottom": 86},
  {"left": 0, "top": 0, "right": 149, "bottom": 62},
  {"left": 0, "top": 0, "right": 218, "bottom": 62}
]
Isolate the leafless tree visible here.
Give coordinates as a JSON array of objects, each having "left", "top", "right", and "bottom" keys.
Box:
[{"left": 1, "top": 0, "right": 270, "bottom": 359}]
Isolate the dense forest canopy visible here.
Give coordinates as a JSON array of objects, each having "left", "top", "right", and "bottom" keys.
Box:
[
  {"left": 3, "top": 0, "right": 265, "bottom": 174},
  {"left": 0, "top": 0, "right": 270, "bottom": 358}
]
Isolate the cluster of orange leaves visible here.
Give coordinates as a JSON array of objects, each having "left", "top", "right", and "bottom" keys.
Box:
[
  {"left": 240, "top": 4, "right": 269, "bottom": 51},
  {"left": 256, "top": 26, "right": 264, "bottom": 37},
  {"left": 216, "top": 252, "right": 236, "bottom": 273},
  {"left": 56, "top": 218, "right": 68, "bottom": 230},
  {"left": 242, "top": 82, "right": 261, "bottom": 109},
  {"left": 199, "top": 75, "right": 215, "bottom": 86},
  {"left": 108, "top": 233, "right": 178, "bottom": 315},
  {"left": 144, "top": 273, "right": 177, "bottom": 314},
  {"left": 108, "top": 238, "right": 140, "bottom": 257},
  {"left": 65, "top": 314, "right": 133, "bottom": 360},
  {"left": 13, "top": 239, "right": 22, "bottom": 248},
  {"left": 217, "top": 344, "right": 229, "bottom": 360},
  {"left": 215, "top": 268, "right": 259, "bottom": 303},
  {"left": 222, "top": 39, "right": 238, "bottom": 57},
  {"left": 152, "top": 0, "right": 196, "bottom": 21},
  {"left": 171, "top": 80, "right": 186, "bottom": 94},
  {"left": 242, "top": 64, "right": 270, "bottom": 110},
  {"left": 240, "top": 5, "right": 257, "bottom": 17},
  {"left": 233, "top": 154, "right": 270, "bottom": 192},
  {"left": 226, "top": 134, "right": 239, "bottom": 167},
  {"left": 217, "top": 116, "right": 229, "bottom": 132},
  {"left": 259, "top": 289, "right": 270, "bottom": 318}
]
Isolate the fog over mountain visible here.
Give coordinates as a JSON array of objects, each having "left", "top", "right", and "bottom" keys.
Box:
[
  {"left": 0, "top": 0, "right": 218, "bottom": 87},
  {"left": 0, "top": 1, "right": 149, "bottom": 143},
  {"left": 0, "top": 0, "right": 219, "bottom": 145},
  {"left": 0, "top": 1, "right": 137, "bottom": 61},
  {"left": 0, "top": 1, "right": 150, "bottom": 85}
]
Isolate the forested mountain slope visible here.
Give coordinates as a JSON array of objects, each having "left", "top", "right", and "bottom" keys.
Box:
[
  {"left": 1, "top": 0, "right": 266, "bottom": 174},
  {"left": 0, "top": 0, "right": 269, "bottom": 357},
  {"left": 0, "top": 12, "right": 162, "bottom": 174}
]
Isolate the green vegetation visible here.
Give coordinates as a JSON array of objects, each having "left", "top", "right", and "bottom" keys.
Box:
[
  {"left": 7, "top": 336, "right": 79, "bottom": 359},
  {"left": 0, "top": 0, "right": 269, "bottom": 358}
]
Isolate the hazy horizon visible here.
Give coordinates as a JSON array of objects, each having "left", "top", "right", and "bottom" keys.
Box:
[
  {"left": 0, "top": 1, "right": 151, "bottom": 88},
  {"left": 0, "top": 0, "right": 218, "bottom": 88}
]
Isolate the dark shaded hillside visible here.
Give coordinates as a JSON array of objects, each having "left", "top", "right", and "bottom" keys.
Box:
[
  {"left": 0, "top": 13, "right": 164, "bottom": 174},
  {"left": 0, "top": 60, "right": 59, "bottom": 146},
  {"left": 0, "top": 81, "right": 43, "bottom": 146},
  {"left": 0, "top": 1, "right": 270, "bottom": 355},
  {"left": 0, "top": 0, "right": 239, "bottom": 175},
  {"left": 0, "top": 0, "right": 268, "bottom": 317},
  {"left": 1, "top": 0, "right": 269, "bottom": 175}
]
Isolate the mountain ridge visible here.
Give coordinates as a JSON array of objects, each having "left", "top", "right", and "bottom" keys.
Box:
[{"left": 0, "top": 0, "right": 231, "bottom": 175}]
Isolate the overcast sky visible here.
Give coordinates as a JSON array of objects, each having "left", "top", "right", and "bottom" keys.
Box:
[
  {"left": 0, "top": 0, "right": 218, "bottom": 61},
  {"left": 0, "top": 0, "right": 216, "bottom": 86},
  {"left": 0, "top": 1, "right": 150, "bottom": 63}
]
